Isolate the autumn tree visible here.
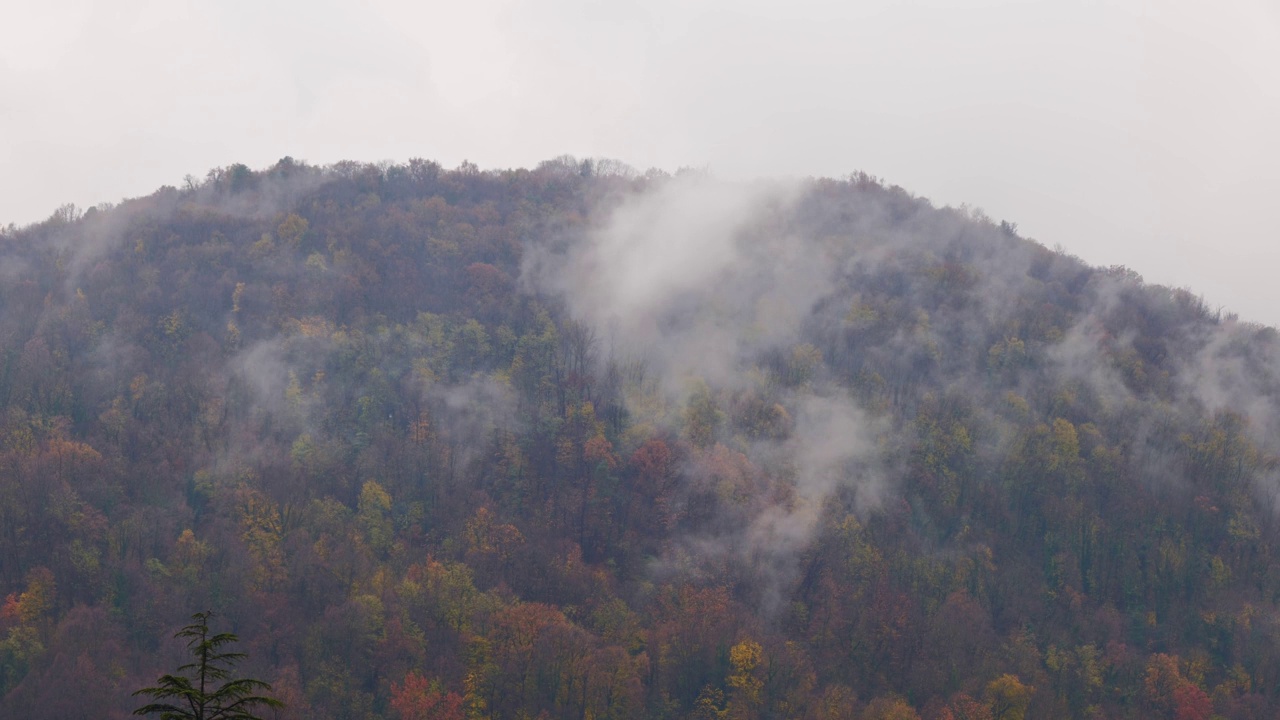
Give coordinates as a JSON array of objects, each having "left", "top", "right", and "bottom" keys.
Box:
[
  {"left": 1142, "top": 654, "right": 1212, "bottom": 720},
  {"left": 726, "top": 639, "right": 764, "bottom": 720},
  {"left": 983, "top": 675, "right": 1031, "bottom": 720},
  {"left": 390, "top": 671, "right": 464, "bottom": 720}
]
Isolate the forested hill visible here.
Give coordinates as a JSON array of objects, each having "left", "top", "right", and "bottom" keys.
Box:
[{"left": 3, "top": 157, "right": 1280, "bottom": 720}]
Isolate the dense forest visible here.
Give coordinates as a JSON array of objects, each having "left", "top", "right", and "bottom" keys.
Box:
[{"left": 2, "top": 156, "right": 1280, "bottom": 719}]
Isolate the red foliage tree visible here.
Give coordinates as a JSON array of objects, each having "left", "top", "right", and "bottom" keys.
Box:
[
  {"left": 1171, "top": 683, "right": 1212, "bottom": 720},
  {"left": 390, "top": 671, "right": 465, "bottom": 720}
]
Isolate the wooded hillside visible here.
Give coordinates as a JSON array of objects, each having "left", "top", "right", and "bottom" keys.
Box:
[{"left": 2, "top": 157, "right": 1279, "bottom": 720}]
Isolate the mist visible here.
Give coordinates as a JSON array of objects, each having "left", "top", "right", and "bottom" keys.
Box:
[{"left": 522, "top": 173, "right": 906, "bottom": 602}]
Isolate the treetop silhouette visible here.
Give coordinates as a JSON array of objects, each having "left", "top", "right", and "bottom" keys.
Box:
[{"left": 132, "top": 611, "right": 283, "bottom": 720}]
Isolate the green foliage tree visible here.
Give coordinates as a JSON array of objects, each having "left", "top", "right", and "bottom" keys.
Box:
[{"left": 133, "top": 611, "right": 283, "bottom": 720}]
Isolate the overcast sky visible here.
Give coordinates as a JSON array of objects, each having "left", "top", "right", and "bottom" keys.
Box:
[{"left": 3, "top": 0, "right": 1278, "bottom": 324}]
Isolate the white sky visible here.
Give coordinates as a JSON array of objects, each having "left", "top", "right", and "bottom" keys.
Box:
[{"left": 3, "top": 0, "right": 1278, "bottom": 324}]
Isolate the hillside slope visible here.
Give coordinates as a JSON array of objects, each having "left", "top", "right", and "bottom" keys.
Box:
[{"left": 2, "top": 157, "right": 1279, "bottom": 720}]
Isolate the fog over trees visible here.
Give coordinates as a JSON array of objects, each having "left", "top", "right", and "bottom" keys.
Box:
[{"left": 2, "top": 157, "right": 1280, "bottom": 719}]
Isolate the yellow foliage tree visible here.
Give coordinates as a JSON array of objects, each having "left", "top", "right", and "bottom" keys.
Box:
[
  {"left": 726, "top": 639, "right": 764, "bottom": 720},
  {"left": 985, "top": 674, "right": 1032, "bottom": 720}
]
